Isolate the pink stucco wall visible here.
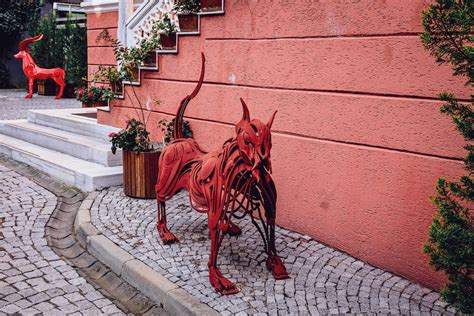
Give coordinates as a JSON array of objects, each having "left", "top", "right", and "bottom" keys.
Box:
[{"left": 87, "top": 1, "right": 470, "bottom": 290}]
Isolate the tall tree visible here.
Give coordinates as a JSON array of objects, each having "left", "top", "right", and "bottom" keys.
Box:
[{"left": 421, "top": 0, "right": 473, "bottom": 313}]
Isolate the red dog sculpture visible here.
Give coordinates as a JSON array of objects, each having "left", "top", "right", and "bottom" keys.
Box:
[
  {"left": 14, "top": 34, "right": 65, "bottom": 99},
  {"left": 155, "top": 54, "right": 289, "bottom": 295}
]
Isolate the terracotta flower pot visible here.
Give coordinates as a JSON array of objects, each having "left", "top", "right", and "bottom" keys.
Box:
[
  {"left": 178, "top": 13, "right": 198, "bottom": 32},
  {"left": 143, "top": 51, "right": 157, "bottom": 67},
  {"left": 37, "top": 79, "right": 57, "bottom": 96},
  {"left": 130, "top": 67, "right": 140, "bottom": 82},
  {"left": 82, "top": 101, "right": 108, "bottom": 108},
  {"left": 111, "top": 80, "right": 123, "bottom": 95},
  {"left": 122, "top": 150, "right": 161, "bottom": 199},
  {"left": 160, "top": 33, "right": 177, "bottom": 50},
  {"left": 201, "top": 0, "right": 222, "bottom": 12}
]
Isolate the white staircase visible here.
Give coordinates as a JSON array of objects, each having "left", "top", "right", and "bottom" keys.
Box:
[{"left": 0, "top": 108, "right": 123, "bottom": 192}]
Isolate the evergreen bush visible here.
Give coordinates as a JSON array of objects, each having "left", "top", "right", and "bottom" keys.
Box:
[{"left": 421, "top": 0, "right": 473, "bottom": 313}]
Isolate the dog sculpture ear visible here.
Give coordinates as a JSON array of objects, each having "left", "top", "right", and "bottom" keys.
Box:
[
  {"left": 267, "top": 110, "right": 277, "bottom": 129},
  {"left": 240, "top": 98, "right": 250, "bottom": 122}
]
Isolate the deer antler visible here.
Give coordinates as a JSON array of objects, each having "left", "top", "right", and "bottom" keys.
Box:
[{"left": 19, "top": 34, "right": 44, "bottom": 51}]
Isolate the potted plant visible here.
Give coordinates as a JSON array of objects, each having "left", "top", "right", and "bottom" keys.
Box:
[
  {"left": 76, "top": 86, "right": 113, "bottom": 108},
  {"left": 201, "top": 0, "right": 222, "bottom": 12},
  {"left": 159, "top": 118, "right": 193, "bottom": 145},
  {"left": 92, "top": 66, "right": 123, "bottom": 96},
  {"left": 155, "top": 13, "right": 177, "bottom": 50},
  {"left": 109, "top": 91, "right": 162, "bottom": 199},
  {"left": 96, "top": 29, "right": 160, "bottom": 82},
  {"left": 174, "top": 0, "right": 200, "bottom": 32}
]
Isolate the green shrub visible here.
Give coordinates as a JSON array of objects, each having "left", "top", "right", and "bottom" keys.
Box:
[
  {"left": 421, "top": 0, "right": 473, "bottom": 313},
  {"left": 29, "top": 14, "right": 87, "bottom": 84},
  {"left": 0, "top": 0, "right": 39, "bottom": 87},
  {"left": 29, "top": 13, "right": 64, "bottom": 69}
]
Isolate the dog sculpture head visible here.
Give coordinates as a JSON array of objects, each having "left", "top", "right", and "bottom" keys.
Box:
[
  {"left": 235, "top": 98, "right": 277, "bottom": 182},
  {"left": 14, "top": 34, "right": 43, "bottom": 59}
]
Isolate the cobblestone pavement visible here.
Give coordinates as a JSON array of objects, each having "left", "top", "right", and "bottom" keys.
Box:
[
  {"left": 0, "top": 89, "right": 80, "bottom": 120},
  {"left": 0, "top": 164, "right": 123, "bottom": 314},
  {"left": 0, "top": 158, "right": 162, "bottom": 315},
  {"left": 91, "top": 187, "right": 457, "bottom": 315}
]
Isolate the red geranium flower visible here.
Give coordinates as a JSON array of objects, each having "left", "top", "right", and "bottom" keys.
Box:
[{"left": 109, "top": 132, "right": 116, "bottom": 138}]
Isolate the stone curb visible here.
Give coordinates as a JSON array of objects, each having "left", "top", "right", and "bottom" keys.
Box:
[{"left": 75, "top": 192, "right": 219, "bottom": 316}]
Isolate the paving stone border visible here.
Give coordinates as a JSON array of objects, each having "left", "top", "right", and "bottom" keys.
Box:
[
  {"left": 0, "top": 155, "right": 163, "bottom": 315},
  {"left": 75, "top": 193, "right": 219, "bottom": 316}
]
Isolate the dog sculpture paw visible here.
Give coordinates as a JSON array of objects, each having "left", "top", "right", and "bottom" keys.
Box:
[
  {"left": 25, "top": 94, "right": 32, "bottom": 99},
  {"left": 209, "top": 267, "right": 240, "bottom": 295},
  {"left": 227, "top": 222, "right": 242, "bottom": 236},
  {"left": 266, "top": 255, "right": 289, "bottom": 280},
  {"left": 157, "top": 224, "right": 179, "bottom": 244}
]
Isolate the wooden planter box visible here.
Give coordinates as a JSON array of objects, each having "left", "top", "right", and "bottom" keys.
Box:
[
  {"left": 123, "top": 150, "right": 161, "bottom": 199},
  {"left": 82, "top": 101, "right": 107, "bottom": 108},
  {"left": 160, "top": 33, "right": 177, "bottom": 50},
  {"left": 201, "top": 0, "right": 222, "bottom": 12},
  {"left": 178, "top": 13, "right": 199, "bottom": 32},
  {"left": 37, "top": 79, "right": 57, "bottom": 96}
]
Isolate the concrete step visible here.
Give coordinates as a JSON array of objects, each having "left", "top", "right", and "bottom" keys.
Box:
[
  {"left": 0, "top": 134, "right": 122, "bottom": 192},
  {"left": 1, "top": 120, "right": 121, "bottom": 167},
  {"left": 27, "top": 108, "right": 119, "bottom": 141}
]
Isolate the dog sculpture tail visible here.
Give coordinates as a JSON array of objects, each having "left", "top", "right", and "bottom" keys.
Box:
[{"left": 173, "top": 53, "right": 205, "bottom": 140}]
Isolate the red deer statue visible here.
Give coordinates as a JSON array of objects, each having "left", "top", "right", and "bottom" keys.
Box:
[
  {"left": 14, "top": 34, "right": 65, "bottom": 99},
  {"left": 155, "top": 53, "right": 289, "bottom": 295}
]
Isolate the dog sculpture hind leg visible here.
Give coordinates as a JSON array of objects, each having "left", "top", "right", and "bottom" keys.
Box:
[{"left": 154, "top": 54, "right": 207, "bottom": 245}]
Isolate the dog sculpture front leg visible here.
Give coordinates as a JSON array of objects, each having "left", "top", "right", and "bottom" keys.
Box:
[
  {"left": 156, "top": 200, "right": 178, "bottom": 244},
  {"left": 258, "top": 174, "right": 289, "bottom": 280},
  {"left": 208, "top": 208, "right": 239, "bottom": 295}
]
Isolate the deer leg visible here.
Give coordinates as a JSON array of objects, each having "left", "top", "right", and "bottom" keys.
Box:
[
  {"left": 54, "top": 75, "right": 65, "bottom": 99},
  {"left": 25, "top": 79, "right": 33, "bottom": 99},
  {"left": 156, "top": 200, "right": 178, "bottom": 244},
  {"left": 208, "top": 218, "right": 239, "bottom": 295}
]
